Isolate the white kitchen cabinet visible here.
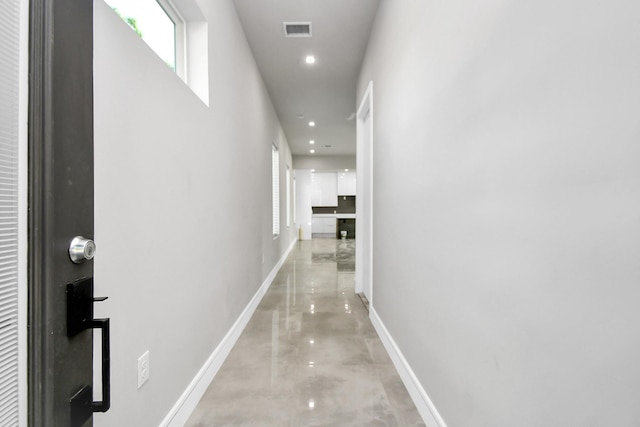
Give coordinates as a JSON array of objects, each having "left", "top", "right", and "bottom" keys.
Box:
[
  {"left": 311, "top": 217, "right": 337, "bottom": 235},
  {"left": 322, "top": 174, "right": 337, "bottom": 206},
  {"left": 310, "top": 187, "right": 322, "bottom": 207},
  {"left": 311, "top": 172, "right": 337, "bottom": 206},
  {"left": 337, "top": 171, "right": 357, "bottom": 195},
  {"left": 324, "top": 218, "right": 337, "bottom": 234}
]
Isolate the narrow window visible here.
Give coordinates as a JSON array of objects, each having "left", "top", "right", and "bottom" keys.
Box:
[
  {"left": 286, "top": 166, "right": 291, "bottom": 227},
  {"left": 272, "top": 145, "right": 280, "bottom": 236},
  {"left": 292, "top": 177, "right": 297, "bottom": 225}
]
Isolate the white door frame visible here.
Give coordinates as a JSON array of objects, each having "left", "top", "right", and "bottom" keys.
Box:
[{"left": 355, "top": 81, "right": 373, "bottom": 303}]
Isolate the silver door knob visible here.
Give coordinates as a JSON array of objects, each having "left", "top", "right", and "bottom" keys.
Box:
[{"left": 69, "top": 236, "right": 96, "bottom": 263}]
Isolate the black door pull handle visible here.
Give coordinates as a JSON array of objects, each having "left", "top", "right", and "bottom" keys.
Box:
[
  {"left": 90, "top": 318, "right": 110, "bottom": 412},
  {"left": 67, "top": 278, "right": 111, "bottom": 424}
]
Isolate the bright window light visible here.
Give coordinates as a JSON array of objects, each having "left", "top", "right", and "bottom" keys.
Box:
[
  {"left": 293, "top": 177, "right": 297, "bottom": 224},
  {"left": 105, "top": 0, "right": 180, "bottom": 71},
  {"left": 286, "top": 166, "right": 291, "bottom": 227}
]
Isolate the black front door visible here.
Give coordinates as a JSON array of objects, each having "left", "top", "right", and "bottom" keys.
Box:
[{"left": 29, "top": 0, "right": 108, "bottom": 426}]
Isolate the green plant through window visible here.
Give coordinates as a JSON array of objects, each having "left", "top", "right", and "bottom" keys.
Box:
[
  {"left": 104, "top": 0, "right": 177, "bottom": 71},
  {"left": 112, "top": 8, "right": 143, "bottom": 37}
]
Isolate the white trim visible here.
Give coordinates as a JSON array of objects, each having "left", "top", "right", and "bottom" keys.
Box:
[
  {"left": 159, "top": 237, "right": 298, "bottom": 427},
  {"left": 355, "top": 80, "right": 374, "bottom": 302},
  {"left": 157, "top": 0, "right": 187, "bottom": 80},
  {"left": 369, "top": 307, "right": 447, "bottom": 427}
]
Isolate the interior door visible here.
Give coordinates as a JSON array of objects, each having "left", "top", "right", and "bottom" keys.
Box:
[
  {"left": 29, "top": 0, "right": 108, "bottom": 426},
  {"left": 360, "top": 106, "right": 373, "bottom": 304}
]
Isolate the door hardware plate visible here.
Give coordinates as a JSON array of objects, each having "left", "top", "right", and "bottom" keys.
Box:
[
  {"left": 69, "top": 385, "right": 92, "bottom": 427},
  {"left": 67, "top": 278, "right": 94, "bottom": 337},
  {"left": 67, "top": 278, "right": 108, "bottom": 337}
]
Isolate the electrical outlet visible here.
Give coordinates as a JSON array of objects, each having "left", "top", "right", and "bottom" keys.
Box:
[{"left": 137, "top": 351, "right": 150, "bottom": 389}]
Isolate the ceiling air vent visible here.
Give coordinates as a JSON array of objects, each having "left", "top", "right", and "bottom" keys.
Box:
[{"left": 283, "top": 22, "right": 312, "bottom": 38}]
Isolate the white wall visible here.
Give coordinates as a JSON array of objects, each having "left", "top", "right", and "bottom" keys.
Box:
[
  {"left": 93, "top": 0, "right": 295, "bottom": 425},
  {"left": 358, "top": 0, "right": 640, "bottom": 426}
]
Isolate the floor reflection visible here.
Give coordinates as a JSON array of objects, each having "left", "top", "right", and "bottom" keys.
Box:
[
  {"left": 335, "top": 239, "right": 355, "bottom": 272},
  {"left": 185, "top": 238, "right": 424, "bottom": 427},
  {"left": 310, "top": 238, "right": 355, "bottom": 272}
]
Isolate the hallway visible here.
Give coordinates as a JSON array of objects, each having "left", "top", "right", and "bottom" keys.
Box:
[{"left": 185, "top": 239, "right": 424, "bottom": 426}]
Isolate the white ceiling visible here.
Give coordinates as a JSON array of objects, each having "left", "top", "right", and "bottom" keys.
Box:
[{"left": 232, "top": 0, "right": 380, "bottom": 157}]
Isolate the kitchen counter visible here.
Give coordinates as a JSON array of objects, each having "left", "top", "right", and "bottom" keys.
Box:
[
  {"left": 312, "top": 214, "right": 356, "bottom": 239},
  {"left": 312, "top": 213, "right": 356, "bottom": 219}
]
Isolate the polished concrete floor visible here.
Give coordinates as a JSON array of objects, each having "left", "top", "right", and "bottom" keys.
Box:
[{"left": 185, "top": 238, "right": 425, "bottom": 426}]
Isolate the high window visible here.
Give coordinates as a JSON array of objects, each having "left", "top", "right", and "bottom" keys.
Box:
[
  {"left": 104, "top": 0, "right": 184, "bottom": 73},
  {"left": 103, "top": 0, "right": 210, "bottom": 105}
]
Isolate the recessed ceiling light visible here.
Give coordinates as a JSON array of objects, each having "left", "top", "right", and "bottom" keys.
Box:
[
  {"left": 310, "top": 169, "right": 315, "bottom": 172},
  {"left": 308, "top": 121, "right": 315, "bottom": 127},
  {"left": 305, "top": 55, "right": 316, "bottom": 64},
  {"left": 309, "top": 140, "right": 315, "bottom": 145},
  {"left": 345, "top": 169, "right": 349, "bottom": 172},
  {"left": 310, "top": 149, "right": 315, "bottom": 154}
]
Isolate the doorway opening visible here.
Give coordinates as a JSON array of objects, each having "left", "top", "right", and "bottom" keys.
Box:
[{"left": 355, "top": 81, "right": 373, "bottom": 308}]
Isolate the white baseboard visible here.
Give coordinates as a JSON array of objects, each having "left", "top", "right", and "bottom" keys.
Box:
[
  {"left": 369, "top": 307, "right": 447, "bottom": 427},
  {"left": 160, "top": 238, "right": 298, "bottom": 427}
]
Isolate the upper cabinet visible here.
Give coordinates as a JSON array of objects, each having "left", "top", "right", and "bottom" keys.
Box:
[
  {"left": 311, "top": 172, "right": 338, "bottom": 206},
  {"left": 310, "top": 171, "right": 357, "bottom": 206},
  {"left": 337, "top": 171, "right": 357, "bottom": 196}
]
